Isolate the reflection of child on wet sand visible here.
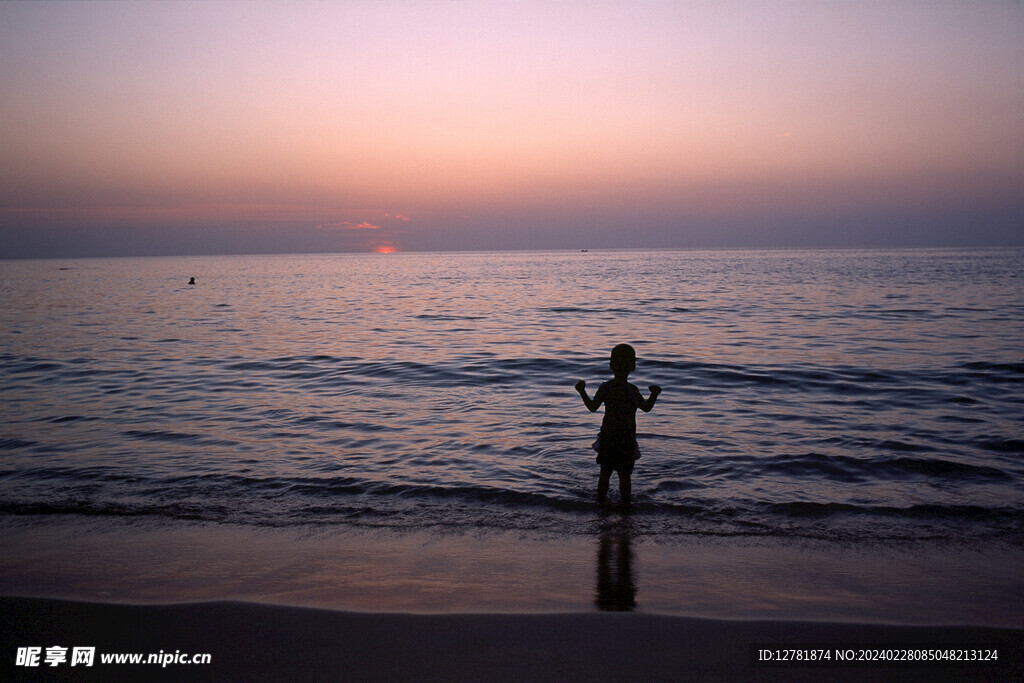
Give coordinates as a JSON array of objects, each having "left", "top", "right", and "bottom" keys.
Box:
[{"left": 575, "top": 344, "right": 661, "bottom": 505}]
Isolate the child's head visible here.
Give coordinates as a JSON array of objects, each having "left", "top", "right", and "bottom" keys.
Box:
[{"left": 609, "top": 343, "right": 636, "bottom": 377}]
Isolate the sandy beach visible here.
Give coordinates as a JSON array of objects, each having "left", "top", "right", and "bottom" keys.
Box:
[
  {"left": 2, "top": 597, "right": 1020, "bottom": 682},
  {"left": 3, "top": 518, "right": 1022, "bottom": 681}
]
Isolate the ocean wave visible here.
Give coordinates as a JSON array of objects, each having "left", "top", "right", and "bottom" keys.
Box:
[
  {"left": 2, "top": 466, "right": 1021, "bottom": 545},
  {"left": 4, "top": 350, "right": 1020, "bottom": 398},
  {"left": 684, "top": 452, "right": 1013, "bottom": 484}
]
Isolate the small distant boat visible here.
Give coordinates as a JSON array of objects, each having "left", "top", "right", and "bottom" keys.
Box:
[{"left": 581, "top": 249, "right": 588, "bottom": 252}]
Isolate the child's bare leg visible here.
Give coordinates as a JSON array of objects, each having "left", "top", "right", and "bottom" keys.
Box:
[
  {"left": 597, "top": 469, "right": 612, "bottom": 503},
  {"left": 618, "top": 472, "right": 632, "bottom": 505}
]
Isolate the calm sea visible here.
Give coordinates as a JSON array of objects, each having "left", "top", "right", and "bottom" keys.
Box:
[{"left": 2, "top": 249, "right": 1022, "bottom": 547}]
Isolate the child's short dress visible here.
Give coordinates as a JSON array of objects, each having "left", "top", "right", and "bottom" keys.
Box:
[{"left": 592, "top": 428, "right": 641, "bottom": 475}]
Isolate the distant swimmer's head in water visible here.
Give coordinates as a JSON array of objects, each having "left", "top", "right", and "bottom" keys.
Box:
[
  {"left": 188, "top": 277, "right": 195, "bottom": 285},
  {"left": 609, "top": 343, "right": 636, "bottom": 378}
]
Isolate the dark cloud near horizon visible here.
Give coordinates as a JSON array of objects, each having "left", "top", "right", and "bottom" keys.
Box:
[{"left": 2, "top": 202, "right": 1021, "bottom": 259}]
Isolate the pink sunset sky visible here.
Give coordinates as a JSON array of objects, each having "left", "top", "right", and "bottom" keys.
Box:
[{"left": 1, "top": 1, "right": 1021, "bottom": 257}]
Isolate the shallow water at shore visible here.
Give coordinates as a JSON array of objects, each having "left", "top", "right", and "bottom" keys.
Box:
[{"left": 2, "top": 517, "right": 1021, "bottom": 627}]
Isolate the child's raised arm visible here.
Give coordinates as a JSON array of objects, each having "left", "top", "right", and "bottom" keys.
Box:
[
  {"left": 575, "top": 380, "right": 602, "bottom": 412},
  {"left": 640, "top": 385, "right": 662, "bottom": 412}
]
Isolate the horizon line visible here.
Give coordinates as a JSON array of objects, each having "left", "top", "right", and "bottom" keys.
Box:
[{"left": 3, "top": 244, "right": 1022, "bottom": 262}]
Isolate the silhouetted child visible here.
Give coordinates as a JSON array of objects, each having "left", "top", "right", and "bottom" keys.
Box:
[{"left": 576, "top": 344, "right": 661, "bottom": 505}]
